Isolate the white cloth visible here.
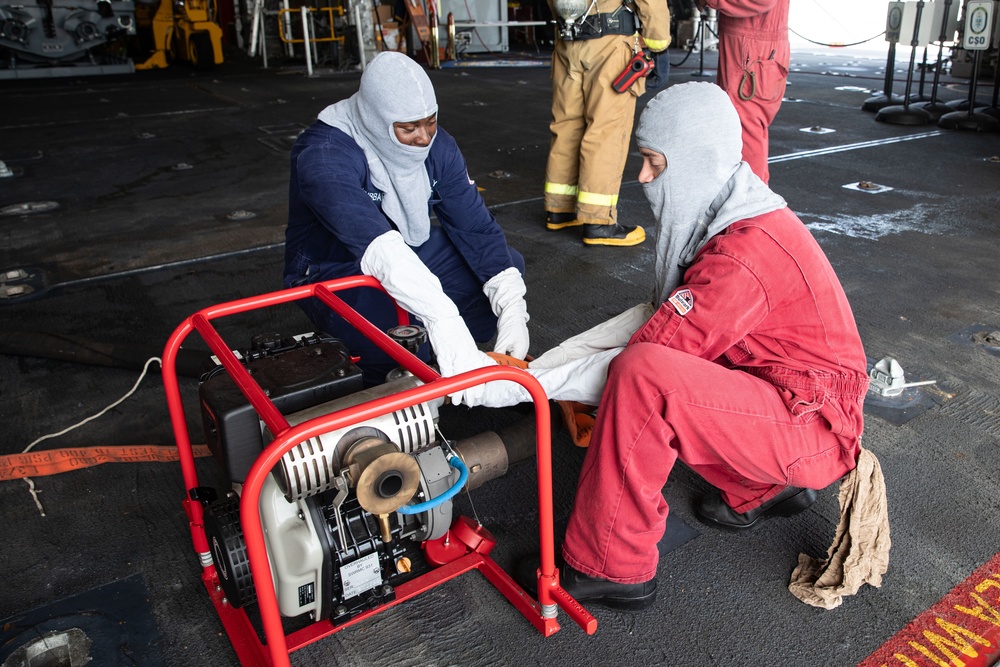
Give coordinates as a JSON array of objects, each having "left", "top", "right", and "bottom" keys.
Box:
[
  {"left": 317, "top": 52, "right": 438, "bottom": 246},
  {"left": 635, "top": 82, "right": 787, "bottom": 303},
  {"left": 483, "top": 267, "right": 530, "bottom": 359},
  {"left": 360, "top": 231, "right": 494, "bottom": 405}
]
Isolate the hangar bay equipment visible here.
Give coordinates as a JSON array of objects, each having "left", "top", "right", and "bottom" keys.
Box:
[
  {"left": 0, "top": 0, "right": 222, "bottom": 77},
  {"left": 162, "top": 276, "right": 598, "bottom": 666},
  {"left": 0, "top": 0, "right": 137, "bottom": 77}
]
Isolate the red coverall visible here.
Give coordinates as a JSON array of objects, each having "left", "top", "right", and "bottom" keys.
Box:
[
  {"left": 706, "top": 0, "right": 790, "bottom": 183},
  {"left": 561, "top": 207, "right": 869, "bottom": 583}
]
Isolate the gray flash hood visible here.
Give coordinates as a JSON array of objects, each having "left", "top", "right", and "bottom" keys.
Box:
[
  {"left": 635, "top": 82, "right": 786, "bottom": 305},
  {"left": 318, "top": 52, "right": 439, "bottom": 246}
]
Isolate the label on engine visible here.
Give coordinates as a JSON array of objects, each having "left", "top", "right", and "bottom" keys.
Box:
[
  {"left": 340, "top": 552, "right": 382, "bottom": 599},
  {"left": 298, "top": 582, "right": 315, "bottom": 607}
]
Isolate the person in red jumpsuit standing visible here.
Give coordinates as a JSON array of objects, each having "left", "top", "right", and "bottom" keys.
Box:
[
  {"left": 525, "top": 82, "right": 872, "bottom": 610},
  {"left": 696, "top": 0, "right": 789, "bottom": 183}
]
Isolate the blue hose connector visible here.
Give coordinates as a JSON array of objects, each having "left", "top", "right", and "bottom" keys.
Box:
[{"left": 396, "top": 455, "right": 469, "bottom": 515}]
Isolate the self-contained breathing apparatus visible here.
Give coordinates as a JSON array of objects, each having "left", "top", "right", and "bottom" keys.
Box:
[
  {"left": 552, "top": 0, "right": 639, "bottom": 42},
  {"left": 553, "top": 0, "right": 666, "bottom": 94}
]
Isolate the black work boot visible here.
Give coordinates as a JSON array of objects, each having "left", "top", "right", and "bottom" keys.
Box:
[
  {"left": 582, "top": 223, "right": 646, "bottom": 247},
  {"left": 546, "top": 211, "right": 583, "bottom": 231},
  {"left": 696, "top": 486, "right": 818, "bottom": 530},
  {"left": 514, "top": 557, "right": 657, "bottom": 612}
]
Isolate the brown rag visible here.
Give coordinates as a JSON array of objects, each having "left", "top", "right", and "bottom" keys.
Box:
[{"left": 788, "top": 448, "right": 891, "bottom": 609}]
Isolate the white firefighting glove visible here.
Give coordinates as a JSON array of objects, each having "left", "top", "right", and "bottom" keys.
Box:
[
  {"left": 424, "top": 314, "right": 499, "bottom": 406},
  {"left": 468, "top": 303, "right": 655, "bottom": 408},
  {"left": 466, "top": 347, "right": 623, "bottom": 409},
  {"left": 529, "top": 302, "right": 655, "bottom": 369},
  {"left": 483, "top": 267, "right": 530, "bottom": 359},
  {"left": 361, "top": 231, "right": 494, "bottom": 405}
]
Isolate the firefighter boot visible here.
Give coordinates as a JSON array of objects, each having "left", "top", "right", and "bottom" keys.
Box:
[
  {"left": 546, "top": 211, "right": 584, "bottom": 231},
  {"left": 696, "top": 487, "right": 818, "bottom": 530},
  {"left": 582, "top": 223, "right": 646, "bottom": 247},
  {"left": 515, "top": 557, "right": 657, "bottom": 611}
]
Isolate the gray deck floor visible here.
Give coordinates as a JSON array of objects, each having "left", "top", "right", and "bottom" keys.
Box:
[{"left": 2, "top": 43, "right": 999, "bottom": 666}]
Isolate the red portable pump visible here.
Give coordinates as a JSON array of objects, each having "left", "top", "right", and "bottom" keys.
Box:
[{"left": 161, "top": 276, "right": 597, "bottom": 667}]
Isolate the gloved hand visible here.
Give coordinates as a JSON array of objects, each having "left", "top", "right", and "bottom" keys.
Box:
[
  {"left": 361, "top": 231, "right": 494, "bottom": 405},
  {"left": 530, "top": 302, "right": 654, "bottom": 369},
  {"left": 483, "top": 267, "right": 530, "bottom": 359},
  {"left": 531, "top": 348, "right": 622, "bottom": 406},
  {"left": 466, "top": 377, "right": 532, "bottom": 409},
  {"left": 463, "top": 347, "right": 624, "bottom": 408},
  {"left": 425, "top": 315, "right": 498, "bottom": 406}
]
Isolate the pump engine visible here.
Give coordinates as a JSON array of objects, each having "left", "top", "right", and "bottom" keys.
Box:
[{"left": 196, "top": 331, "right": 527, "bottom": 625}]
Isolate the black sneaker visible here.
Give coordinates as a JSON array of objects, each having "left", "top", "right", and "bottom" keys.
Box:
[
  {"left": 546, "top": 211, "right": 583, "bottom": 231},
  {"left": 582, "top": 223, "right": 646, "bottom": 246},
  {"left": 514, "top": 557, "right": 657, "bottom": 612},
  {"left": 696, "top": 486, "right": 818, "bottom": 530}
]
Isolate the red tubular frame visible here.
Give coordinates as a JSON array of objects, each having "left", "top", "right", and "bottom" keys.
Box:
[{"left": 161, "top": 277, "right": 597, "bottom": 667}]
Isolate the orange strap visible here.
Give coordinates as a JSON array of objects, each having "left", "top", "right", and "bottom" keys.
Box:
[
  {"left": 0, "top": 445, "right": 211, "bottom": 481},
  {"left": 556, "top": 400, "right": 597, "bottom": 448},
  {"left": 486, "top": 351, "right": 530, "bottom": 369}
]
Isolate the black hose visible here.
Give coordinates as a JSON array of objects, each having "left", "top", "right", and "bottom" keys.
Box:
[
  {"left": 495, "top": 404, "right": 562, "bottom": 465},
  {"left": 0, "top": 331, "right": 212, "bottom": 378}
]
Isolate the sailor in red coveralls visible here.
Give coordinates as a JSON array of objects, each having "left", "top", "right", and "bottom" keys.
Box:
[
  {"left": 559, "top": 81, "right": 870, "bottom": 608},
  {"left": 475, "top": 82, "right": 870, "bottom": 610},
  {"left": 697, "top": 0, "right": 789, "bottom": 183}
]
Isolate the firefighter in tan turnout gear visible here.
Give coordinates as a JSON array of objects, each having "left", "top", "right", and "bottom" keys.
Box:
[{"left": 544, "top": 0, "right": 671, "bottom": 246}]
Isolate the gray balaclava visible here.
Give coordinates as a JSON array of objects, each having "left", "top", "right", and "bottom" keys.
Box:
[
  {"left": 318, "top": 52, "right": 439, "bottom": 245},
  {"left": 635, "top": 82, "right": 786, "bottom": 305}
]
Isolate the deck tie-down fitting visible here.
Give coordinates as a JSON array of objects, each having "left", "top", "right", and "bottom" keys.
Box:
[{"left": 868, "top": 356, "right": 936, "bottom": 397}]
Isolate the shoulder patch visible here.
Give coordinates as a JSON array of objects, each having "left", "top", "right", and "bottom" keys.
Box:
[{"left": 668, "top": 288, "right": 694, "bottom": 316}]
